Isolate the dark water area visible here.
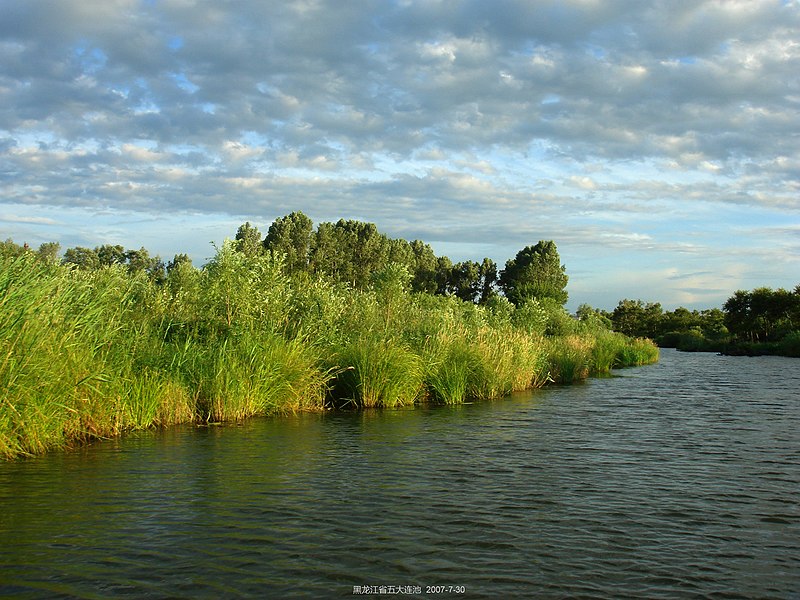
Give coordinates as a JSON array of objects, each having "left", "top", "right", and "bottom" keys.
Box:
[{"left": 1, "top": 349, "right": 799, "bottom": 599}]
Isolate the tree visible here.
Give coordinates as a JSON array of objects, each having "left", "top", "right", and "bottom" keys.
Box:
[
  {"left": 167, "top": 253, "right": 192, "bottom": 274},
  {"left": 611, "top": 299, "right": 663, "bottom": 338},
  {"left": 63, "top": 246, "right": 100, "bottom": 270},
  {"left": 125, "top": 247, "right": 165, "bottom": 284},
  {"left": 409, "top": 240, "right": 438, "bottom": 294},
  {"left": 0, "top": 238, "right": 26, "bottom": 257},
  {"left": 478, "top": 257, "right": 498, "bottom": 304},
  {"left": 36, "top": 242, "right": 61, "bottom": 265},
  {"left": 724, "top": 286, "right": 799, "bottom": 342},
  {"left": 309, "top": 219, "right": 389, "bottom": 288},
  {"left": 264, "top": 211, "right": 313, "bottom": 274},
  {"left": 499, "top": 241, "right": 568, "bottom": 306},
  {"left": 234, "top": 222, "right": 263, "bottom": 257},
  {"left": 449, "top": 260, "right": 482, "bottom": 303},
  {"left": 434, "top": 256, "right": 453, "bottom": 296},
  {"left": 96, "top": 244, "right": 126, "bottom": 267},
  {"left": 576, "top": 303, "right": 612, "bottom": 330},
  {"left": 724, "top": 290, "right": 753, "bottom": 341}
]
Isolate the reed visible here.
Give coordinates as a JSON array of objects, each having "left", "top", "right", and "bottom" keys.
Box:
[
  {"left": 423, "top": 334, "right": 482, "bottom": 404},
  {"left": 617, "top": 337, "right": 660, "bottom": 367},
  {"left": 331, "top": 334, "right": 424, "bottom": 408},
  {"left": 181, "top": 332, "right": 327, "bottom": 422},
  {"left": 590, "top": 332, "right": 625, "bottom": 373},
  {"left": 547, "top": 335, "right": 592, "bottom": 384},
  {"left": 0, "top": 256, "right": 136, "bottom": 456},
  {"left": 1, "top": 243, "right": 662, "bottom": 459}
]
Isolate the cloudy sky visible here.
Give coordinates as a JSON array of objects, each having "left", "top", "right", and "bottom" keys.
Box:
[{"left": 1, "top": 0, "right": 798, "bottom": 310}]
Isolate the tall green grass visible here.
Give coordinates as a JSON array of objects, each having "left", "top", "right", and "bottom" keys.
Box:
[
  {"left": 330, "top": 334, "right": 424, "bottom": 408},
  {"left": 617, "top": 337, "right": 660, "bottom": 367},
  {"left": 546, "top": 336, "right": 592, "bottom": 384},
  {"left": 1, "top": 245, "right": 660, "bottom": 459}
]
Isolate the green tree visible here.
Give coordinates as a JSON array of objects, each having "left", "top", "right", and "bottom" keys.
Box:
[
  {"left": 96, "top": 244, "right": 126, "bottom": 267},
  {"left": 449, "top": 260, "right": 482, "bottom": 303},
  {"left": 576, "top": 303, "right": 612, "bottom": 330},
  {"left": 0, "top": 238, "right": 26, "bottom": 257},
  {"left": 63, "top": 246, "right": 100, "bottom": 270},
  {"left": 167, "top": 253, "right": 192, "bottom": 274},
  {"left": 310, "top": 219, "right": 389, "bottom": 288},
  {"left": 409, "top": 240, "right": 438, "bottom": 294},
  {"left": 611, "top": 299, "right": 663, "bottom": 338},
  {"left": 264, "top": 211, "right": 314, "bottom": 274},
  {"left": 434, "top": 255, "right": 453, "bottom": 296},
  {"left": 234, "top": 222, "right": 264, "bottom": 257},
  {"left": 125, "top": 247, "right": 165, "bottom": 284},
  {"left": 499, "top": 241, "right": 568, "bottom": 306},
  {"left": 36, "top": 242, "right": 61, "bottom": 265},
  {"left": 478, "top": 257, "right": 498, "bottom": 304},
  {"left": 724, "top": 290, "right": 753, "bottom": 341}
]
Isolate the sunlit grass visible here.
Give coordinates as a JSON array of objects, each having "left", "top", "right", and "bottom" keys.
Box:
[
  {"left": 617, "top": 337, "right": 660, "bottom": 367},
  {"left": 546, "top": 335, "right": 592, "bottom": 384},
  {"left": 331, "top": 334, "right": 424, "bottom": 408},
  {"left": 1, "top": 247, "right": 661, "bottom": 459}
]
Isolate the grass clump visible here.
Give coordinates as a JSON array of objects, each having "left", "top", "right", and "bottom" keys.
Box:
[
  {"left": 330, "top": 335, "right": 424, "bottom": 408},
  {"left": 423, "top": 334, "right": 483, "bottom": 404},
  {"left": 546, "top": 336, "right": 592, "bottom": 384},
  {"left": 617, "top": 337, "right": 660, "bottom": 367}
]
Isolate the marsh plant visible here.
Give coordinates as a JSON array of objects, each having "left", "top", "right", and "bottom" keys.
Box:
[{"left": 1, "top": 236, "right": 658, "bottom": 459}]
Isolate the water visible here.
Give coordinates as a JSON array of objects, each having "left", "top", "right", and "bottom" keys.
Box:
[{"left": 1, "top": 349, "right": 799, "bottom": 598}]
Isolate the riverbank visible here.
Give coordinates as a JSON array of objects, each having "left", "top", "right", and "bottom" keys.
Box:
[
  {"left": 1, "top": 248, "right": 658, "bottom": 459},
  {"left": 658, "top": 332, "right": 800, "bottom": 357}
]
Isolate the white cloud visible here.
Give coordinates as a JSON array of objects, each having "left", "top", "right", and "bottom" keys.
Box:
[{"left": 1, "top": 0, "right": 798, "bottom": 309}]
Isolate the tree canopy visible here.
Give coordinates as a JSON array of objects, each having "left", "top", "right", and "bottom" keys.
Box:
[{"left": 499, "top": 241, "right": 568, "bottom": 306}]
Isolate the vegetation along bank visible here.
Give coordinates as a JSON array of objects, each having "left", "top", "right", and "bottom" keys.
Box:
[
  {"left": 1, "top": 212, "right": 658, "bottom": 459},
  {"left": 597, "top": 287, "right": 800, "bottom": 356}
]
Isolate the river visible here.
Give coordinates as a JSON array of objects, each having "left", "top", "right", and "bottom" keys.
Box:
[{"left": 1, "top": 349, "right": 799, "bottom": 598}]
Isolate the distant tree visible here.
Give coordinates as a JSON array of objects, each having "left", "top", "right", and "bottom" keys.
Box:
[
  {"left": 63, "top": 246, "right": 100, "bottom": 270},
  {"left": 660, "top": 307, "right": 700, "bottom": 334},
  {"left": 36, "top": 242, "right": 61, "bottom": 265},
  {"left": 264, "top": 211, "right": 314, "bottom": 274},
  {"left": 0, "top": 238, "right": 26, "bottom": 257},
  {"left": 96, "top": 244, "right": 126, "bottom": 267},
  {"left": 234, "top": 222, "right": 263, "bottom": 257},
  {"left": 698, "top": 308, "right": 728, "bottom": 339},
  {"left": 409, "top": 240, "right": 438, "bottom": 294},
  {"left": 125, "top": 247, "right": 165, "bottom": 284},
  {"left": 449, "top": 260, "right": 482, "bottom": 303},
  {"left": 167, "top": 253, "right": 192, "bottom": 274},
  {"left": 310, "top": 219, "right": 389, "bottom": 288},
  {"left": 434, "top": 256, "right": 453, "bottom": 296},
  {"left": 125, "top": 247, "right": 151, "bottom": 273},
  {"left": 478, "top": 257, "right": 498, "bottom": 304},
  {"left": 499, "top": 241, "right": 568, "bottom": 306},
  {"left": 611, "top": 299, "right": 663, "bottom": 338},
  {"left": 576, "top": 303, "right": 612, "bottom": 330},
  {"left": 724, "top": 286, "right": 799, "bottom": 342},
  {"left": 724, "top": 290, "right": 753, "bottom": 341},
  {"left": 443, "top": 258, "right": 496, "bottom": 304}
]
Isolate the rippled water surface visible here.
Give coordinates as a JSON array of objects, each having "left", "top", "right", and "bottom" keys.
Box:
[{"left": 1, "top": 349, "right": 799, "bottom": 598}]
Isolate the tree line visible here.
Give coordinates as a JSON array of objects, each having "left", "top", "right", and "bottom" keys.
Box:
[
  {"left": 592, "top": 287, "right": 800, "bottom": 356},
  {"left": 4, "top": 212, "right": 795, "bottom": 357},
  {"left": 2, "top": 210, "right": 570, "bottom": 310}
]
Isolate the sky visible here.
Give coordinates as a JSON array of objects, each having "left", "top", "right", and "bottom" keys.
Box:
[{"left": 1, "top": 0, "right": 798, "bottom": 311}]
